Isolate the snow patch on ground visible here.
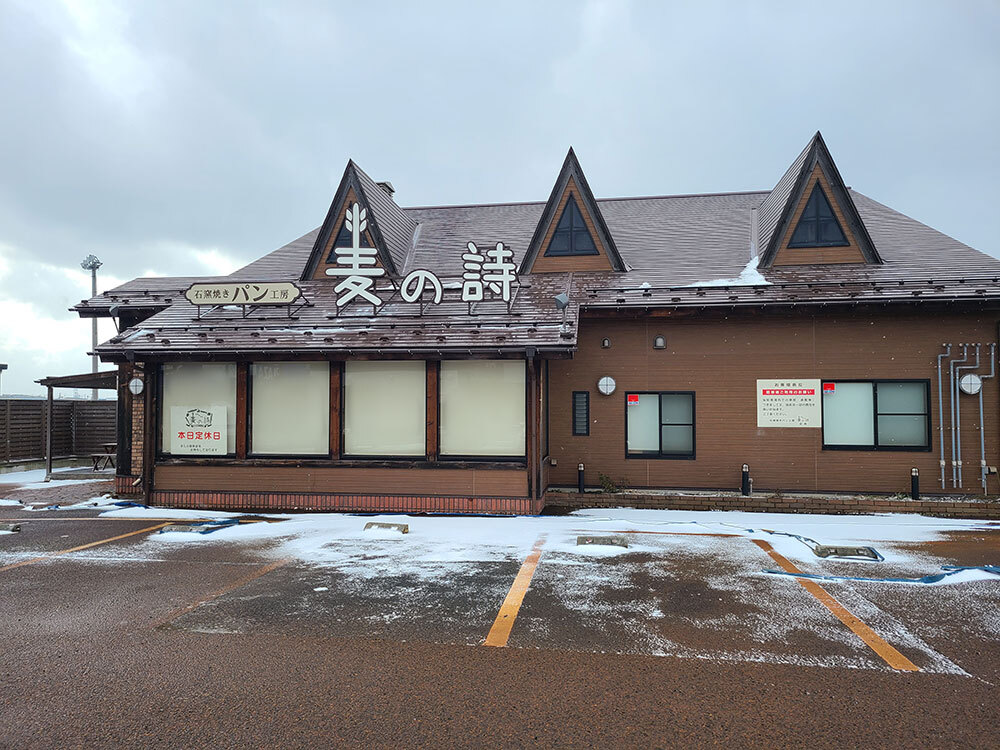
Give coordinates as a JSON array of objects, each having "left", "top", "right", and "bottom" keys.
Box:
[
  {"left": 0, "top": 499, "right": 23, "bottom": 507},
  {"left": 684, "top": 255, "right": 770, "bottom": 287}
]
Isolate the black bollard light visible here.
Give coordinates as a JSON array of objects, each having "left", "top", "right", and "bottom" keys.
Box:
[
  {"left": 578, "top": 463, "right": 585, "bottom": 494},
  {"left": 741, "top": 464, "right": 751, "bottom": 496},
  {"left": 911, "top": 467, "right": 919, "bottom": 501}
]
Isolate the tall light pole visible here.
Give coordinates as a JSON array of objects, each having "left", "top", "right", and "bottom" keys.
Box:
[{"left": 80, "top": 254, "right": 102, "bottom": 400}]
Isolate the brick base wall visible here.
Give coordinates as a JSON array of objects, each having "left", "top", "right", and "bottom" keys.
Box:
[
  {"left": 151, "top": 490, "right": 542, "bottom": 516},
  {"left": 544, "top": 491, "right": 1000, "bottom": 519},
  {"left": 114, "top": 474, "right": 142, "bottom": 496}
]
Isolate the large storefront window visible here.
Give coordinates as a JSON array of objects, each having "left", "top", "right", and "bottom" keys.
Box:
[
  {"left": 343, "top": 361, "right": 426, "bottom": 457},
  {"left": 626, "top": 392, "right": 695, "bottom": 458},
  {"left": 251, "top": 362, "right": 330, "bottom": 456},
  {"left": 822, "top": 380, "right": 930, "bottom": 450},
  {"left": 440, "top": 360, "right": 525, "bottom": 458},
  {"left": 161, "top": 363, "right": 237, "bottom": 455}
]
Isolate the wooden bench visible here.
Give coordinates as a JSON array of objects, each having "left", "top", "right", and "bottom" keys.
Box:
[{"left": 91, "top": 453, "right": 116, "bottom": 471}]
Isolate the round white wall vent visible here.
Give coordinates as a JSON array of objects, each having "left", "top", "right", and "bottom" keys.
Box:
[
  {"left": 960, "top": 373, "right": 982, "bottom": 395},
  {"left": 597, "top": 376, "right": 616, "bottom": 395}
]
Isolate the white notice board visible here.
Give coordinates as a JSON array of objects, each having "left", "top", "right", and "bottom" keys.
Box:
[{"left": 756, "top": 379, "right": 821, "bottom": 428}]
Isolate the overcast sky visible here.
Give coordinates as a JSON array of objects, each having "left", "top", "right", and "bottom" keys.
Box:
[{"left": 0, "top": 0, "right": 998, "bottom": 395}]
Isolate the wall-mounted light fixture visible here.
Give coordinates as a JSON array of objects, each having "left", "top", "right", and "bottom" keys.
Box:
[
  {"left": 597, "top": 376, "right": 616, "bottom": 395},
  {"left": 653, "top": 335, "right": 666, "bottom": 350},
  {"left": 127, "top": 377, "right": 144, "bottom": 396},
  {"left": 601, "top": 337, "right": 611, "bottom": 349}
]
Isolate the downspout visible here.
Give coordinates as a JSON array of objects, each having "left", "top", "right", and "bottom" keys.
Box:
[
  {"left": 956, "top": 345, "right": 981, "bottom": 489},
  {"left": 949, "top": 345, "right": 968, "bottom": 488},
  {"left": 979, "top": 343, "right": 995, "bottom": 494},
  {"left": 937, "top": 345, "right": 951, "bottom": 489}
]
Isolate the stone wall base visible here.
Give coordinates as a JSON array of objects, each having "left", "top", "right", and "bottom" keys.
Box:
[
  {"left": 151, "top": 490, "right": 540, "bottom": 516},
  {"left": 544, "top": 490, "right": 1000, "bottom": 519}
]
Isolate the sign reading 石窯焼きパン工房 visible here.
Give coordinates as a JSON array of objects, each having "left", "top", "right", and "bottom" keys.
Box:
[
  {"left": 170, "top": 406, "right": 228, "bottom": 455},
  {"left": 184, "top": 282, "right": 302, "bottom": 306},
  {"left": 756, "top": 379, "right": 821, "bottom": 428}
]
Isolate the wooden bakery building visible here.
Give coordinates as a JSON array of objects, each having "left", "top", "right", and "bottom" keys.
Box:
[{"left": 75, "top": 132, "right": 1000, "bottom": 515}]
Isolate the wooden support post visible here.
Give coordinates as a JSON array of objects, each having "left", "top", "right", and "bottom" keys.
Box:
[
  {"left": 426, "top": 361, "right": 439, "bottom": 461},
  {"left": 45, "top": 386, "right": 53, "bottom": 478},
  {"left": 236, "top": 363, "right": 248, "bottom": 459},
  {"left": 141, "top": 365, "right": 156, "bottom": 502},
  {"left": 329, "top": 363, "right": 341, "bottom": 459}
]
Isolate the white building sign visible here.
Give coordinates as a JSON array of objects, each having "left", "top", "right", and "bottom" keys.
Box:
[
  {"left": 170, "top": 406, "right": 228, "bottom": 455},
  {"left": 326, "top": 202, "right": 517, "bottom": 309},
  {"left": 756, "top": 379, "right": 821, "bottom": 428},
  {"left": 185, "top": 282, "right": 302, "bottom": 305}
]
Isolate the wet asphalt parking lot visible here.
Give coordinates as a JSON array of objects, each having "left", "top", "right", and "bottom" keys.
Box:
[{"left": 1, "top": 479, "right": 999, "bottom": 748}]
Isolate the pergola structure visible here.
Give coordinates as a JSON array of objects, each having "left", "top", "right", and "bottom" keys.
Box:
[{"left": 36, "top": 371, "right": 119, "bottom": 478}]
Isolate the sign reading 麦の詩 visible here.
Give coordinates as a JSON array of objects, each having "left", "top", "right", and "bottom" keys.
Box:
[
  {"left": 170, "top": 406, "right": 228, "bottom": 455},
  {"left": 184, "top": 282, "right": 303, "bottom": 306},
  {"left": 756, "top": 379, "right": 821, "bottom": 428}
]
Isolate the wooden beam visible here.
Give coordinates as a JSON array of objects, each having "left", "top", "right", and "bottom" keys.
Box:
[
  {"left": 45, "top": 386, "right": 53, "bottom": 478},
  {"left": 329, "top": 362, "right": 341, "bottom": 458},
  {"left": 236, "top": 363, "right": 248, "bottom": 459},
  {"left": 426, "top": 361, "right": 439, "bottom": 461}
]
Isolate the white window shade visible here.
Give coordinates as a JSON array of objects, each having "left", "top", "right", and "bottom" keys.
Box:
[
  {"left": 344, "top": 361, "right": 426, "bottom": 456},
  {"left": 627, "top": 394, "right": 661, "bottom": 453},
  {"left": 251, "top": 362, "right": 329, "bottom": 455},
  {"left": 823, "top": 382, "right": 874, "bottom": 446},
  {"left": 161, "top": 363, "right": 237, "bottom": 454},
  {"left": 440, "top": 360, "right": 525, "bottom": 457}
]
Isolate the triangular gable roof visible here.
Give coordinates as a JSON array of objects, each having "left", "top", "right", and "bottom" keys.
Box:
[
  {"left": 302, "top": 161, "right": 414, "bottom": 280},
  {"left": 518, "top": 148, "right": 626, "bottom": 274},
  {"left": 758, "top": 132, "right": 881, "bottom": 267}
]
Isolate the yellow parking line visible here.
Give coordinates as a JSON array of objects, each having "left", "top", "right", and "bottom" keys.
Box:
[
  {"left": 752, "top": 539, "right": 919, "bottom": 672},
  {"left": 484, "top": 535, "right": 546, "bottom": 648},
  {"left": 151, "top": 557, "right": 292, "bottom": 629},
  {"left": 0, "top": 522, "right": 171, "bottom": 573}
]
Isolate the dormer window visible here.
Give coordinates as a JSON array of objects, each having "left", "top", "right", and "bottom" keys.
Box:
[
  {"left": 545, "top": 196, "right": 598, "bottom": 256},
  {"left": 788, "top": 184, "right": 848, "bottom": 248}
]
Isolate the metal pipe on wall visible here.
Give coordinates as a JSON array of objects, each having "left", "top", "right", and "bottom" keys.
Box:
[
  {"left": 937, "top": 344, "right": 951, "bottom": 489},
  {"left": 949, "top": 345, "right": 968, "bottom": 487},
  {"left": 956, "top": 345, "right": 981, "bottom": 488},
  {"left": 978, "top": 343, "right": 996, "bottom": 494}
]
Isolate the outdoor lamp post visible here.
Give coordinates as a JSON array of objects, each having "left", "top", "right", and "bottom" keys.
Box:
[{"left": 80, "top": 254, "right": 103, "bottom": 400}]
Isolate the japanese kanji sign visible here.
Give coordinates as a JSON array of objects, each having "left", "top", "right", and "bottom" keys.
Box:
[
  {"left": 325, "top": 202, "right": 517, "bottom": 309},
  {"left": 170, "top": 406, "right": 228, "bottom": 455},
  {"left": 185, "top": 282, "right": 302, "bottom": 306},
  {"left": 756, "top": 379, "right": 821, "bottom": 428}
]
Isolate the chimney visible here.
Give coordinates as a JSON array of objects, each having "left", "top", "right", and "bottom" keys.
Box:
[{"left": 376, "top": 181, "right": 395, "bottom": 197}]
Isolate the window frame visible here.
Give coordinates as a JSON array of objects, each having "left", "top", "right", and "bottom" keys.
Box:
[
  {"left": 624, "top": 391, "right": 696, "bottom": 460},
  {"left": 787, "top": 183, "right": 850, "bottom": 249},
  {"left": 247, "top": 361, "right": 331, "bottom": 459},
  {"left": 340, "top": 360, "right": 428, "bottom": 460},
  {"left": 436, "top": 359, "right": 528, "bottom": 463},
  {"left": 821, "top": 379, "right": 932, "bottom": 452},
  {"left": 543, "top": 195, "right": 600, "bottom": 257},
  {"left": 156, "top": 362, "right": 238, "bottom": 460},
  {"left": 572, "top": 391, "right": 590, "bottom": 436}
]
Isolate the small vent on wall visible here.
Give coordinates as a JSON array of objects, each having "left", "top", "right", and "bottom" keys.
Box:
[{"left": 572, "top": 391, "right": 590, "bottom": 436}]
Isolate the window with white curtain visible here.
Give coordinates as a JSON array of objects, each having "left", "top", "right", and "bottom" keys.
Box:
[
  {"left": 440, "top": 360, "right": 525, "bottom": 457},
  {"left": 161, "top": 363, "right": 237, "bottom": 455},
  {"left": 822, "top": 380, "right": 929, "bottom": 450},
  {"left": 251, "top": 362, "right": 329, "bottom": 455},
  {"left": 343, "top": 361, "right": 426, "bottom": 456}
]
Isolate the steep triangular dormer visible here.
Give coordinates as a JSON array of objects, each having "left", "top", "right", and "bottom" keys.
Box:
[
  {"left": 302, "top": 161, "right": 402, "bottom": 281},
  {"left": 758, "top": 132, "right": 881, "bottom": 268},
  {"left": 519, "top": 148, "right": 625, "bottom": 274}
]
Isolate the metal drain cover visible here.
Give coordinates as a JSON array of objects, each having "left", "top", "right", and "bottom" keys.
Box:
[{"left": 576, "top": 535, "right": 628, "bottom": 548}]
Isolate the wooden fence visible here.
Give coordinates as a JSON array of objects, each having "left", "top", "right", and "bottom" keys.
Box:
[{"left": 0, "top": 399, "right": 117, "bottom": 463}]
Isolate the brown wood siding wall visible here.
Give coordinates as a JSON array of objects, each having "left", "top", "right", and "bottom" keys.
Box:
[
  {"left": 772, "top": 165, "right": 867, "bottom": 266},
  {"left": 547, "top": 310, "right": 1000, "bottom": 495},
  {"left": 309, "top": 187, "right": 384, "bottom": 280},
  {"left": 528, "top": 177, "right": 615, "bottom": 274},
  {"left": 154, "top": 464, "right": 529, "bottom": 497}
]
